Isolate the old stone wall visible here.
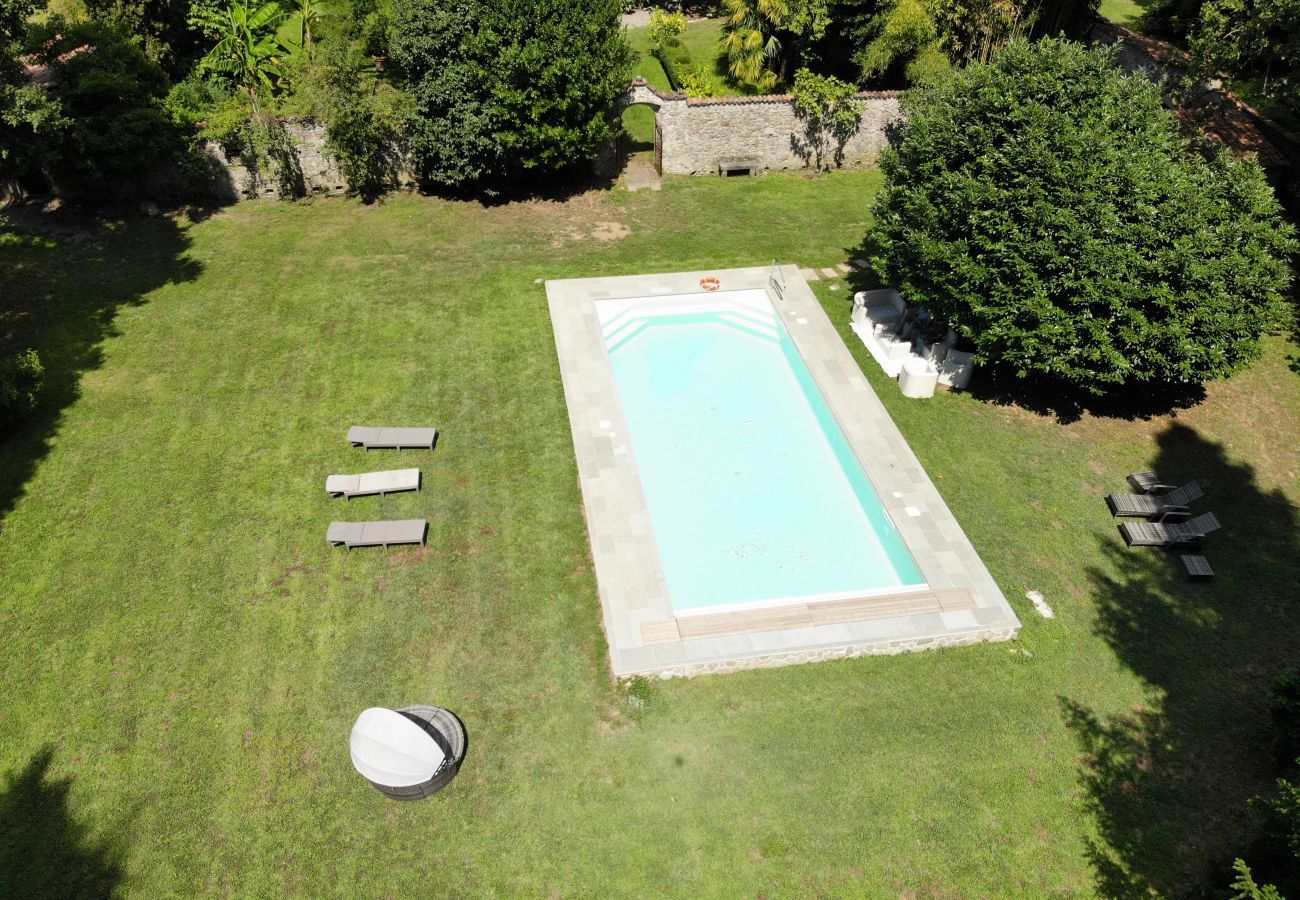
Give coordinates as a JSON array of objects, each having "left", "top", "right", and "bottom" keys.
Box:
[
  {"left": 200, "top": 121, "right": 343, "bottom": 202},
  {"left": 198, "top": 83, "right": 901, "bottom": 202},
  {"left": 198, "top": 121, "right": 416, "bottom": 202},
  {"left": 621, "top": 79, "right": 902, "bottom": 176}
]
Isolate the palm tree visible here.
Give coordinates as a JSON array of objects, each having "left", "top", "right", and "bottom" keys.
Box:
[
  {"left": 192, "top": 0, "right": 289, "bottom": 111},
  {"left": 719, "top": 0, "right": 789, "bottom": 91}
]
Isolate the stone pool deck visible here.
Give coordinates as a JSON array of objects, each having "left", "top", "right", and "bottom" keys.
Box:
[{"left": 546, "top": 266, "right": 1020, "bottom": 678}]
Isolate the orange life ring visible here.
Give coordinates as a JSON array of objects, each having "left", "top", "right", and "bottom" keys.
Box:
[{"left": 699, "top": 277, "right": 721, "bottom": 292}]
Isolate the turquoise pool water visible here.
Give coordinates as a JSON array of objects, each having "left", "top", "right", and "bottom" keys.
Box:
[{"left": 599, "top": 289, "right": 925, "bottom": 614}]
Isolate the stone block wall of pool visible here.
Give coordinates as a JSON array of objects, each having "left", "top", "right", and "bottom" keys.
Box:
[{"left": 546, "top": 266, "right": 1021, "bottom": 678}]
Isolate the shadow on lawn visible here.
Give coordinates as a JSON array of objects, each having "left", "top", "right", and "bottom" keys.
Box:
[
  {"left": 0, "top": 203, "right": 202, "bottom": 524},
  {"left": 1063, "top": 422, "right": 1300, "bottom": 897},
  {"left": 0, "top": 747, "right": 125, "bottom": 899}
]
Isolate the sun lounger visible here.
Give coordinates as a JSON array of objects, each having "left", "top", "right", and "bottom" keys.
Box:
[
  {"left": 1106, "top": 481, "right": 1203, "bottom": 518},
  {"left": 1127, "top": 472, "right": 1176, "bottom": 494},
  {"left": 326, "top": 468, "right": 421, "bottom": 499},
  {"left": 327, "top": 519, "right": 428, "bottom": 549},
  {"left": 1120, "top": 512, "right": 1221, "bottom": 547},
  {"left": 347, "top": 427, "right": 438, "bottom": 450}
]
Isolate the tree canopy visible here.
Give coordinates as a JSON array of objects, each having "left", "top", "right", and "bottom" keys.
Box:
[
  {"left": 390, "top": 0, "right": 631, "bottom": 192},
  {"left": 871, "top": 38, "right": 1297, "bottom": 393}
]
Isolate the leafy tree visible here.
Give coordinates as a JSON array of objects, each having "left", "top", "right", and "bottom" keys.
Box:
[
  {"left": 80, "top": 0, "right": 208, "bottom": 73},
  {"left": 0, "top": 0, "right": 65, "bottom": 184},
  {"left": 1187, "top": 0, "right": 1299, "bottom": 119},
  {"left": 871, "top": 39, "right": 1296, "bottom": 393},
  {"left": 853, "top": 0, "right": 949, "bottom": 83},
  {"left": 190, "top": 0, "right": 289, "bottom": 111},
  {"left": 25, "top": 18, "right": 184, "bottom": 195},
  {"left": 821, "top": 0, "right": 1094, "bottom": 87},
  {"left": 390, "top": 0, "right": 632, "bottom": 192},
  {"left": 789, "top": 67, "right": 860, "bottom": 169}
]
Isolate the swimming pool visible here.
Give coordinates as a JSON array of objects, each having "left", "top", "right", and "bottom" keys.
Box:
[{"left": 598, "top": 289, "right": 925, "bottom": 614}]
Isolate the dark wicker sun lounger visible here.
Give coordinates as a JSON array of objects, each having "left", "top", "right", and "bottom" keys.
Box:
[
  {"left": 1127, "top": 471, "right": 1176, "bottom": 494},
  {"left": 347, "top": 427, "right": 438, "bottom": 450},
  {"left": 1120, "top": 512, "right": 1221, "bottom": 547},
  {"left": 327, "top": 519, "right": 428, "bottom": 549},
  {"left": 1106, "top": 481, "right": 1203, "bottom": 518}
]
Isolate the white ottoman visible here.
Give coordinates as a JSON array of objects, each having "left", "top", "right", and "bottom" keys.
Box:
[{"left": 898, "top": 357, "right": 939, "bottom": 399}]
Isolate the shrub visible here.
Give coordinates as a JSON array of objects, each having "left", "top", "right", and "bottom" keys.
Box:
[
  {"left": 391, "top": 0, "right": 632, "bottom": 192},
  {"left": 871, "top": 39, "right": 1297, "bottom": 394},
  {"left": 163, "top": 70, "right": 232, "bottom": 129},
  {"left": 654, "top": 37, "right": 697, "bottom": 92},
  {"left": 0, "top": 348, "right": 43, "bottom": 426},
  {"left": 675, "top": 63, "right": 714, "bottom": 97}
]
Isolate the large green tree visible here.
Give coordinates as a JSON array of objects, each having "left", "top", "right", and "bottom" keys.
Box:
[
  {"left": 81, "top": 0, "right": 207, "bottom": 73},
  {"left": 390, "top": 0, "right": 631, "bottom": 192},
  {"left": 872, "top": 39, "right": 1296, "bottom": 393},
  {"left": 1189, "top": 0, "right": 1299, "bottom": 118}
]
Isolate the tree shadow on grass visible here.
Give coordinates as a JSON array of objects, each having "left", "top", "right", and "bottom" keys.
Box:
[
  {"left": 1062, "top": 422, "right": 1300, "bottom": 897},
  {"left": 0, "top": 202, "right": 203, "bottom": 524},
  {"left": 0, "top": 747, "right": 125, "bottom": 899},
  {"left": 965, "top": 364, "right": 1207, "bottom": 424}
]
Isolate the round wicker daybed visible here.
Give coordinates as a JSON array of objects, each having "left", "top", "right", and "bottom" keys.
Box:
[{"left": 349, "top": 705, "right": 467, "bottom": 800}]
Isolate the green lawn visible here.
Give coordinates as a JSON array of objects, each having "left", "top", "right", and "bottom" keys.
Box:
[
  {"left": 1098, "top": 0, "right": 1146, "bottom": 26},
  {"left": 2, "top": 171, "right": 1298, "bottom": 897}
]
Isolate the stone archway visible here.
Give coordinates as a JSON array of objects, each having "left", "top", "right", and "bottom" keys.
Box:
[{"left": 616, "top": 79, "right": 666, "bottom": 178}]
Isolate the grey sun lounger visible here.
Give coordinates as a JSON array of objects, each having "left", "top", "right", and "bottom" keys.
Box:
[
  {"left": 1127, "top": 471, "right": 1177, "bottom": 494},
  {"left": 327, "top": 519, "right": 428, "bottom": 549},
  {"left": 1120, "top": 512, "right": 1221, "bottom": 547},
  {"left": 1106, "top": 481, "right": 1203, "bottom": 518},
  {"left": 326, "top": 468, "right": 421, "bottom": 499},
  {"left": 347, "top": 427, "right": 438, "bottom": 450}
]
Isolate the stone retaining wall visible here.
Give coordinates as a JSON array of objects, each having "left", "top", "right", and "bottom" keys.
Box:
[{"left": 620, "top": 79, "right": 902, "bottom": 175}]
